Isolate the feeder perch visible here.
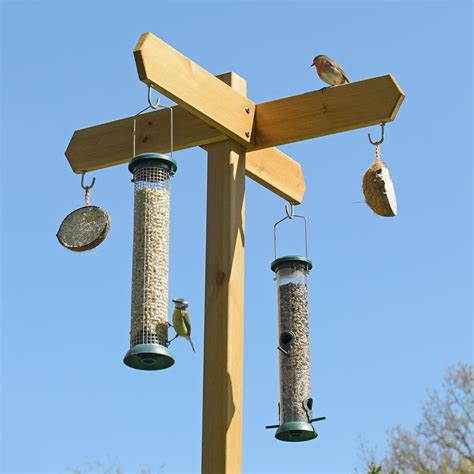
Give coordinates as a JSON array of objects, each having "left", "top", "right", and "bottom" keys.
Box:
[{"left": 123, "top": 152, "right": 177, "bottom": 370}]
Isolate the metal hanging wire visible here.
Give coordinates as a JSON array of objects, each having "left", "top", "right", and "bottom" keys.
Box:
[
  {"left": 273, "top": 202, "right": 309, "bottom": 259},
  {"left": 132, "top": 84, "right": 174, "bottom": 159}
]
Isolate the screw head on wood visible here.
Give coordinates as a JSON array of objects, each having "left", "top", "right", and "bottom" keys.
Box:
[
  {"left": 245, "top": 106, "right": 250, "bottom": 114},
  {"left": 245, "top": 131, "right": 250, "bottom": 138}
]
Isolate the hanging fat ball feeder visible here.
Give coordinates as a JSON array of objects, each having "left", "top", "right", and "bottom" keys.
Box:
[
  {"left": 363, "top": 123, "right": 397, "bottom": 217},
  {"left": 56, "top": 172, "right": 111, "bottom": 252},
  {"left": 123, "top": 87, "right": 177, "bottom": 371},
  {"left": 266, "top": 204, "right": 325, "bottom": 442}
]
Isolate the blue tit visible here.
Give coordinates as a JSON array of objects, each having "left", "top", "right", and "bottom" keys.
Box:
[{"left": 171, "top": 298, "right": 195, "bottom": 353}]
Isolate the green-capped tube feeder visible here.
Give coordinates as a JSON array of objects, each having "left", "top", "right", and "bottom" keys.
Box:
[
  {"left": 266, "top": 205, "right": 325, "bottom": 441},
  {"left": 123, "top": 152, "right": 177, "bottom": 370}
]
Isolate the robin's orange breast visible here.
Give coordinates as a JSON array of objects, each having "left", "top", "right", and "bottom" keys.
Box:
[{"left": 315, "top": 61, "right": 325, "bottom": 76}]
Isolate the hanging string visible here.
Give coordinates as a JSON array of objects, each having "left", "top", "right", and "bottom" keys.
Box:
[{"left": 375, "top": 143, "right": 381, "bottom": 163}]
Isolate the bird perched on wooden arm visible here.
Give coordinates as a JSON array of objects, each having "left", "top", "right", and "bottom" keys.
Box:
[{"left": 311, "top": 54, "right": 350, "bottom": 86}]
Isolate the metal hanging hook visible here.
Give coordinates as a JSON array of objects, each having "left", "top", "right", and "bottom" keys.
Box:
[
  {"left": 80, "top": 172, "right": 96, "bottom": 190},
  {"left": 368, "top": 122, "right": 385, "bottom": 146},
  {"left": 285, "top": 203, "right": 295, "bottom": 219},
  {"left": 147, "top": 84, "right": 161, "bottom": 109},
  {"left": 132, "top": 86, "right": 173, "bottom": 159}
]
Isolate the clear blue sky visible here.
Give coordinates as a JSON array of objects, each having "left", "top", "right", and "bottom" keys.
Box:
[{"left": 1, "top": 1, "right": 472, "bottom": 473}]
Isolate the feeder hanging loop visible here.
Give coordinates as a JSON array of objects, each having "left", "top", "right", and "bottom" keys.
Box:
[
  {"left": 274, "top": 203, "right": 308, "bottom": 260},
  {"left": 285, "top": 203, "right": 295, "bottom": 219}
]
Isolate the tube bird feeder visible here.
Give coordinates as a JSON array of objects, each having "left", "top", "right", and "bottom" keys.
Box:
[
  {"left": 123, "top": 152, "right": 177, "bottom": 370},
  {"left": 267, "top": 205, "right": 325, "bottom": 441}
]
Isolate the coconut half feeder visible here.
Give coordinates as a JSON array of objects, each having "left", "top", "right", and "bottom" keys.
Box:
[
  {"left": 265, "top": 205, "right": 325, "bottom": 442},
  {"left": 124, "top": 94, "right": 177, "bottom": 371},
  {"left": 363, "top": 123, "right": 397, "bottom": 217}
]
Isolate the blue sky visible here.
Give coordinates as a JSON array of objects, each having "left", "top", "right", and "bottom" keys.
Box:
[{"left": 1, "top": 1, "right": 472, "bottom": 473}]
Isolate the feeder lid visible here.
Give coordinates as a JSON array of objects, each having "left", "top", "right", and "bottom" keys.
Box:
[
  {"left": 275, "top": 421, "right": 317, "bottom": 442},
  {"left": 123, "top": 343, "right": 175, "bottom": 371},
  {"left": 128, "top": 152, "right": 177, "bottom": 175},
  {"left": 271, "top": 255, "right": 313, "bottom": 273}
]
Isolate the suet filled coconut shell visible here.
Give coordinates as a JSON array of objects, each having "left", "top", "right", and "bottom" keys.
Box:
[
  {"left": 362, "top": 157, "right": 397, "bottom": 217},
  {"left": 57, "top": 205, "right": 111, "bottom": 252}
]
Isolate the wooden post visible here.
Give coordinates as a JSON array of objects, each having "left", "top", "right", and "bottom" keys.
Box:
[{"left": 201, "top": 73, "right": 246, "bottom": 474}]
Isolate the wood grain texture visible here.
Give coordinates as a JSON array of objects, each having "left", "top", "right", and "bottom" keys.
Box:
[
  {"left": 213, "top": 72, "right": 305, "bottom": 204},
  {"left": 254, "top": 75, "right": 405, "bottom": 148},
  {"left": 245, "top": 147, "right": 305, "bottom": 204},
  {"left": 201, "top": 72, "right": 246, "bottom": 474},
  {"left": 134, "top": 32, "right": 255, "bottom": 146},
  {"left": 65, "top": 105, "right": 225, "bottom": 173},
  {"left": 65, "top": 72, "right": 306, "bottom": 204}
]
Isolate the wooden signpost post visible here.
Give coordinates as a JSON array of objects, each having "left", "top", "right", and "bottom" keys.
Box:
[{"left": 65, "top": 32, "right": 404, "bottom": 474}]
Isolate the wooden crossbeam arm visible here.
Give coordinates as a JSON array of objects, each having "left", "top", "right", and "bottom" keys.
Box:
[
  {"left": 254, "top": 74, "right": 404, "bottom": 149},
  {"left": 65, "top": 71, "right": 306, "bottom": 204},
  {"left": 133, "top": 33, "right": 404, "bottom": 151},
  {"left": 65, "top": 105, "right": 224, "bottom": 172},
  {"left": 64, "top": 74, "right": 403, "bottom": 202},
  {"left": 134, "top": 32, "right": 255, "bottom": 146},
  {"left": 65, "top": 110, "right": 305, "bottom": 204}
]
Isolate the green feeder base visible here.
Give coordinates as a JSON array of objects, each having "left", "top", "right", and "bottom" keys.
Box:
[
  {"left": 123, "top": 343, "right": 175, "bottom": 371},
  {"left": 275, "top": 421, "right": 317, "bottom": 442}
]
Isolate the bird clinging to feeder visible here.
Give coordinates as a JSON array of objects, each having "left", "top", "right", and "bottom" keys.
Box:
[
  {"left": 170, "top": 298, "right": 196, "bottom": 353},
  {"left": 310, "top": 54, "right": 350, "bottom": 86}
]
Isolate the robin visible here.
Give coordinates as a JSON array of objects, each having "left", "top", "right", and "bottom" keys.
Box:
[{"left": 310, "top": 55, "right": 350, "bottom": 86}]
